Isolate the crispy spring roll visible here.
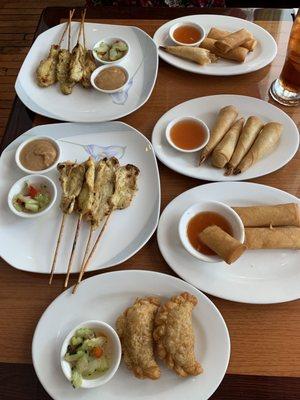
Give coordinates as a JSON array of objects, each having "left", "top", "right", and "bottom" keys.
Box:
[
  {"left": 160, "top": 46, "right": 217, "bottom": 65},
  {"left": 234, "top": 122, "right": 283, "bottom": 175},
  {"left": 199, "top": 225, "right": 246, "bottom": 264},
  {"left": 215, "top": 29, "right": 253, "bottom": 53},
  {"left": 211, "top": 118, "right": 244, "bottom": 168},
  {"left": 200, "top": 38, "right": 249, "bottom": 63},
  {"left": 225, "top": 116, "right": 264, "bottom": 175},
  {"left": 207, "top": 27, "right": 257, "bottom": 51},
  {"left": 245, "top": 227, "right": 300, "bottom": 249},
  {"left": 199, "top": 105, "right": 238, "bottom": 165},
  {"left": 233, "top": 204, "right": 300, "bottom": 227}
]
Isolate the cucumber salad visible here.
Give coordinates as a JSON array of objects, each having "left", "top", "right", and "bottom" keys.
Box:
[
  {"left": 94, "top": 40, "right": 128, "bottom": 62},
  {"left": 64, "top": 327, "right": 110, "bottom": 389},
  {"left": 12, "top": 182, "right": 51, "bottom": 213}
]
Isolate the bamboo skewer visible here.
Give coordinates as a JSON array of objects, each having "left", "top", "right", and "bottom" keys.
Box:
[
  {"left": 72, "top": 212, "right": 112, "bottom": 294},
  {"left": 58, "top": 12, "right": 73, "bottom": 47},
  {"left": 49, "top": 214, "right": 67, "bottom": 284},
  {"left": 64, "top": 214, "right": 83, "bottom": 288},
  {"left": 82, "top": 226, "right": 93, "bottom": 266},
  {"left": 68, "top": 9, "right": 75, "bottom": 52}
]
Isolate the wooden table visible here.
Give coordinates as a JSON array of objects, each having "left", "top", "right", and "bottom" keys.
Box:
[{"left": 0, "top": 6, "right": 299, "bottom": 400}]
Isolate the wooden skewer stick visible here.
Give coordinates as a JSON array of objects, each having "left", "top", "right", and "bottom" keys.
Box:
[
  {"left": 67, "top": 9, "right": 75, "bottom": 52},
  {"left": 58, "top": 10, "right": 73, "bottom": 47},
  {"left": 76, "top": 8, "right": 86, "bottom": 45},
  {"left": 64, "top": 214, "right": 82, "bottom": 288},
  {"left": 72, "top": 212, "right": 112, "bottom": 294},
  {"left": 81, "top": 225, "right": 93, "bottom": 266},
  {"left": 49, "top": 214, "right": 67, "bottom": 284}
]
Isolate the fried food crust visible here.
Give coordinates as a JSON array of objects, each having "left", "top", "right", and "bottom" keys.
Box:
[
  {"left": 116, "top": 296, "right": 161, "bottom": 380},
  {"left": 153, "top": 292, "right": 203, "bottom": 377}
]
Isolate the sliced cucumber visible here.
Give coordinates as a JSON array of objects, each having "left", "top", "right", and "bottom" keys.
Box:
[
  {"left": 25, "top": 203, "right": 39, "bottom": 212},
  {"left": 75, "top": 328, "right": 95, "bottom": 339},
  {"left": 64, "top": 350, "right": 84, "bottom": 362},
  {"left": 71, "top": 368, "right": 82, "bottom": 389}
]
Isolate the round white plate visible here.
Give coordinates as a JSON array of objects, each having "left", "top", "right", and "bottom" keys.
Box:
[
  {"left": 152, "top": 95, "right": 299, "bottom": 182},
  {"left": 0, "top": 122, "right": 160, "bottom": 274},
  {"left": 32, "top": 270, "right": 230, "bottom": 400},
  {"left": 157, "top": 182, "right": 300, "bottom": 304},
  {"left": 16, "top": 22, "right": 158, "bottom": 122},
  {"left": 153, "top": 14, "right": 277, "bottom": 76}
]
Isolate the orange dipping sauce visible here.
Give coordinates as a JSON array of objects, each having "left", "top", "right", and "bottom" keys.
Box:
[
  {"left": 170, "top": 119, "right": 206, "bottom": 150},
  {"left": 187, "top": 211, "right": 233, "bottom": 255},
  {"left": 173, "top": 25, "right": 202, "bottom": 44}
]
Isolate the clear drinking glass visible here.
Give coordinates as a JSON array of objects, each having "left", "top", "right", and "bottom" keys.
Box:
[{"left": 269, "top": 11, "right": 300, "bottom": 106}]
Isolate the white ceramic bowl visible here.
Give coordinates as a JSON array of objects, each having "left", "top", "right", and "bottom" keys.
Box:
[
  {"left": 179, "top": 200, "right": 245, "bottom": 263},
  {"left": 7, "top": 174, "right": 57, "bottom": 219},
  {"left": 92, "top": 37, "right": 129, "bottom": 64},
  {"left": 15, "top": 136, "right": 61, "bottom": 174},
  {"left": 169, "top": 21, "right": 205, "bottom": 47},
  {"left": 166, "top": 116, "right": 210, "bottom": 153},
  {"left": 60, "top": 320, "right": 121, "bottom": 389},
  {"left": 91, "top": 64, "right": 129, "bottom": 94}
]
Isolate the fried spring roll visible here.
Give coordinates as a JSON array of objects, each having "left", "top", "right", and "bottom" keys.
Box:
[
  {"left": 199, "top": 225, "right": 246, "bottom": 264},
  {"left": 245, "top": 227, "right": 300, "bottom": 249},
  {"left": 207, "top": 27, "right": 257, "bottom": 51},
  {"left": 225, "top": 116, "right": 264, "bottom": 175},
  {"left": 160, "top": 46, "right": 217, "bottom": 65},
  {"left": 234, "top": 122, "right": 282, "bottom": 175},
  {"left": 199, "top": 105, "right": 238, "bottom": 165},
  {"left": 211, "top": 118, "right": 244, "bottom": 168},
  {"left": 215, "top": 29, "right": 253, "bottom": 53},
  {"left": 200, "top": 38, "right": 249, "bottom": 63},
  {"left": 233, "top": 204, "right": 300, "bottom": 227}
]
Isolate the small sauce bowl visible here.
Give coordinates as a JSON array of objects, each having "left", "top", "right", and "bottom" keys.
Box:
[
  {"left": 92, "top": 37, "right": 129, "bottom": 64},
  {"left": 91, "top": 64, "right": 129, "bottom": 94},
  {"left": 7, "top": 174, "right": 57, "bottom": 219},
  {"left": 60, "top": 320, "right": 121, "bottom": 389},
  {"left": 178, "top": 201, "right": 245, "bottom": 263},
  {"left": 15, "top": 136, "right": 61, "bottom": 175},
  {"left": 169, "top": 21, "right": 205, "bottom": 47},
  {"left": 166, "top": 116, "right": 210, "bottom": 153}
]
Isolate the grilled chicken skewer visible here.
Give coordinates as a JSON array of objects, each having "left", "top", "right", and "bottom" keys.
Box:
[
  {"left": 56, "top": 9, "right": 76, "bottom": 95},
  {"left": 36, "top": 13, "right": 70, "bottom": 87},
  {"left": 69, "top": 9, "right": 86, "bottom": 83},
  {"left": 49, "top": 162, "right": 85, "bottom": 283},
  {"left": 73, "top": 161, "right": 139, "bottom": 293}
]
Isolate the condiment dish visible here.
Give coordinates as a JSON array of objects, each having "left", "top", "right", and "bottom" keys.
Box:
[
  {"left": 8, "top": 174, "right": 57, "bottom": 219},
  {"left": 92, "top": 37, "right": 130, "bottom": 64},
  {"left": 169, "top": 21, "right": 205, "bottom": 47},
  {"left": 91, "top": 64, "right": 129, "bottom": 94},
  {"left": 178, "top": 200, "right": 244, "bottom": 263},
  {"left": 15, "top": 136, "right": 61, "bottom": 174},
  {"left": 166, "top": 116, "right": 210, "bottom": 153},
  {"left": 60, "top": 320, "right": 121, "bottom": 389}
]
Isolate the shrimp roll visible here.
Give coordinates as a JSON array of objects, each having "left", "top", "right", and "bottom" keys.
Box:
[
  {"left": 226, "top": 116, "right": 264, "bottom": 175},
  {"left": 207, "top": 27, "right": 257, "bottom": 51},
  {"left": 161, "top": 46, "right": 217, "bottom": 65},
  {"left": 245, "top": 227, "right": 300, "bottom": 249},
  {"left": 234, "top": 122, "right": 282, "bottom": 175},
  {"left": 215, "top": 29, "right": 253, "bottom": 53},
  {"left": 199, "top": 105, "right": 238, "bottom": 165},
  {"left": 200, "top": 38, "right": 249, "bottom": 62}
]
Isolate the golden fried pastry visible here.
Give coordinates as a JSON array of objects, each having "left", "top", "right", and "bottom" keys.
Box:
[
  {"left": 153, "top": 292, "right": 203, "bottom": 377},
  {"left": 116, "top": 296, "right": 161, "bottom": 380}
]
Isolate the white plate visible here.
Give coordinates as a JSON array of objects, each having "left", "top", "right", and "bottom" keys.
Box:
[
  {"left": 16, "top": 22, "right": 158, "bottom": 122},
  {"left": 32, "top": 270, "right": 230, "bottom": 400},
  {"left": 152, "top": 95, "right": 299, "bottom": 182},
  {"left": 0, "top": 122, "right": 160, "bottom": 274},
  {"left": 157, "top": 182, "right": 300, "bottom": 304},
  {"left": 153, "top": 14, "right": 277, "bottom": 76}
]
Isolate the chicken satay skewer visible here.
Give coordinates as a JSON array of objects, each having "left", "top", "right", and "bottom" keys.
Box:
[
  {"left": 64, "top": 157, "right": 95, "bottom": 288},
  {"left": 73, "top": 163, "right": 140, "bottom": 293},
  {"left": 49, "top": 162, "right": 85, "bottom": 283}
]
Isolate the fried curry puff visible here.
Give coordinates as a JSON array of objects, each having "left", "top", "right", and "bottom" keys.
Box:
[
  {"left": 153, "top": 292, "right": 203, "bottom": 377},
  {"left": 116, "top": 296, "right": 161, "bottom": 380}
]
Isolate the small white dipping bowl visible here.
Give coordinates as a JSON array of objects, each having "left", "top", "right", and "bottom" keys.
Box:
[
  {"left": 166, "top": 116, "right": 210, "bottom": 153},
  {"left": 169, "top": 21, "right": 205, "bottom": 47},
  {"left": 92, "top": 37, "right": 129, "bottom": 64},
  {"left": 91, "top": 64, "right": 129, "bottom": 94},
  {"left": 8, "top": 174, "right": 57, "bottom": 219},
  {"left": 15, "top": 136, "right": 61, "bottom": 174},
  {"left": 179, "top": 200, "right": 245, "bottom": 263},
  {"left": 60, "top": 320, "right": 121, "bottom": 389}
]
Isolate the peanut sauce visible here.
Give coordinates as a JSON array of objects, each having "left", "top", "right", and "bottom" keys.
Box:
[
  {"left": 95, "top": 67, "right": 127, "bottom": 91},
  {"left": 170, "top": 119, "right": 206, "bottom": 150},
  {"left": 19, "top": 139, "right": 58, "bottom": 171},
  {"left": 173, "top": 25, "right": 202, "bottom": 44},
  {"left": 187, "top": 211, "right": 233, "bottom": 255}
]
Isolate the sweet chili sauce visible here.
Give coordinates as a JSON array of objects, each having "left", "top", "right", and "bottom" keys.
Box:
[
  {"left": 173, "top": 25, "right": 202, "bottom": 44},
  {"left": 170, "top": 119, "right": 206, "bottom": 150}
]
